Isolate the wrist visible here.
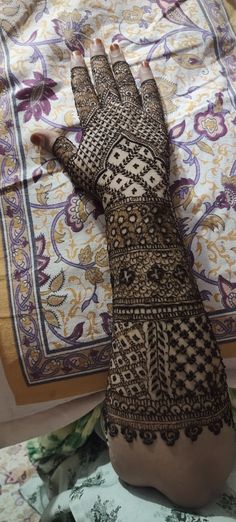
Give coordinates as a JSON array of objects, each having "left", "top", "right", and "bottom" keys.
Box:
[{"left": 104, "top": 199, "right": 182, "bottom": 257}]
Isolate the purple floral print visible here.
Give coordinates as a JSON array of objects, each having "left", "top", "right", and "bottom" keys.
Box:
[
  {"left": 16, "top": 72, "right": 57, "bottom": 122},
  {"left": 194, "top": 103, "right": 227, "bottom": 141},
  {"left": 216, "top": 176, "right": 236, "bottom": 211}
]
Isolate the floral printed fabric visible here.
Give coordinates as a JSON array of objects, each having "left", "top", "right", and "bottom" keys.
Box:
[
  {"left": 0, "top": 0, "right": 236, "bottom": 422},
  {"left": 0, "top": 442, "right": 39, "bottom": 521},
  {"left": 20, "top": 430, "right": 236, "bottom": 522},
  {"left": 27, "top": 403, "right": 103, "bottom": 471}
]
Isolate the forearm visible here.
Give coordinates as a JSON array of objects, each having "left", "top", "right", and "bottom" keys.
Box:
[
  {"left": 102, "top": 191, "right": 233, "bottom": 445},
  {"left": 106, "top": 198, "right": 201, "bottom": 318}
]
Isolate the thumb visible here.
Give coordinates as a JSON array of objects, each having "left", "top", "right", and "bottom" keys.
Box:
[
  {"left": 31, "top": 130, "right": 59, "bottom": 151},
  {"left": 31, "top": 131, "right": 78, "bottom": 170}
]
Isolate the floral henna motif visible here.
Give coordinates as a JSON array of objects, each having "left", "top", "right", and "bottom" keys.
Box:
[{"left": 53, "top": 53, "right": 233, "bottom": 446}]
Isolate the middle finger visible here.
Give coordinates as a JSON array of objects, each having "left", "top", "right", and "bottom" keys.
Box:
[
  {"left": 110, "top": 43, "right": 141, "bottom": 108},
  {"left": 90, "top": 38, "right": 120, "bottom": 105}
]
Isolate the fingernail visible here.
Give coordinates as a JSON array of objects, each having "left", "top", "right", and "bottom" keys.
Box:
[
  {"left": 142, "top": 60, "right": 150, "bottom": 67},
  {"left": 90, "top": 37, "right": 104, "bottom": 49},
  {"left": 94, "top": 38, "right": 103, "bottom": 45},
  {"left": 110, "top": 43, "right": 120, "bottom": 53},
  {"left": 31, "top": 133, "right": 44, "bottom": 147},
  {"left": 110, "top": 43, "right": 121, "bottom": 57},
  {"left": 71, "top": 51, "right": 85, "bottom": 67},
  {"left": 110, "top": 42, "right": 124, "bottom": 63}
]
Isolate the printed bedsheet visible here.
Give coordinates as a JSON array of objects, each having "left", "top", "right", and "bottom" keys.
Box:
[{"left": 0, "top": 0, "right": 236, "bottom": 441}]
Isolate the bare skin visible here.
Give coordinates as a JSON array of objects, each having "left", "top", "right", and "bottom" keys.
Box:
[
  {"left": 107, "top": 426, "right": 235, "bottom": 508},
  {"left": 31, "top": 38, "right": 236, "bottom": 509}
]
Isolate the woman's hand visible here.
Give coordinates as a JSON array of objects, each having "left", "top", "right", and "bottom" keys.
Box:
[{"left": 31, "top": 38, "right": 169, "bottom": 209}]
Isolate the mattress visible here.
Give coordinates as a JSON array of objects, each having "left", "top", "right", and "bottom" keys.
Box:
[{"left": 0, "top": 0, "right": 236, "bottom": 443}]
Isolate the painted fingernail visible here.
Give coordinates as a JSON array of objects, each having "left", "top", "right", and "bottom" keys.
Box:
[
  {"left": 110, "top": 43, "right": 124, "bottom": 63},
  {"left": 90, "top": 38, "right": 105, "bottom": 55},
  {"left": 94, "top": 38, "right": 103, "bottom": 45},
  {"left": 142, "top": 60, "right": 150, "bottom": 67},
  {"left": 31, "top": 133, "right": 44, "bottom": 147},
  {"left": 110, "top": 43, "right": 120, "bottom": 53},
  {"left": 90, "top": 38, "right": 104, "bottom": 49},
  {"left": 71, "top": 51, "right": 85, "bottom": 67}
]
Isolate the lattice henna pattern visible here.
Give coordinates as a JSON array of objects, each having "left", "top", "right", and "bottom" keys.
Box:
[{"left": 53, "top": 60, "right": 233, "bottom": 446}]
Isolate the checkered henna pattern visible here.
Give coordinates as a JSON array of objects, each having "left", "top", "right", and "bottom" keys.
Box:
[{"left": 53, "top": 56, "right": 233, "bottom": 446}]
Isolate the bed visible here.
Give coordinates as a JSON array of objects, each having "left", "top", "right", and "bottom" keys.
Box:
[{"left": 0, "top": 0, "right": 236, "bottom": 519}]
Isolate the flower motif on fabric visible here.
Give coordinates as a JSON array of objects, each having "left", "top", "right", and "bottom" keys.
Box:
[
  {"left": 122, "top": 6, "right": 143, "bottom": 24},
  {"left": 16, "top": 72, "right": 57, "bottom": 122},
  {"left": 166, "top": 510, "right": 209, "bottom": 522},
  {"left": 194, "top": 94, "right": 227, "bottom": 141},
  {"left": 85, "top": 267, "right": 103, "bottom": 285},
  {"left": 64, "top": 192, "right": 98, "bottom": 232},
  {"left": 217, "top": 492, "right": 236, "bottom": 516},
  {"left": 65, "top": 192, "right": 85, "bottom": 232},
  {"left": 156, "top": 78, "right": 177, "bottom": 113},
  {"left": 52, "top": 9, "right": 94, "bottom": 52},
  {"left": 218, "top": 275, "right": 236, "bottom": 309},
  {"left": 215, "top": 175, "right": 236, "bottom": 211}
]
